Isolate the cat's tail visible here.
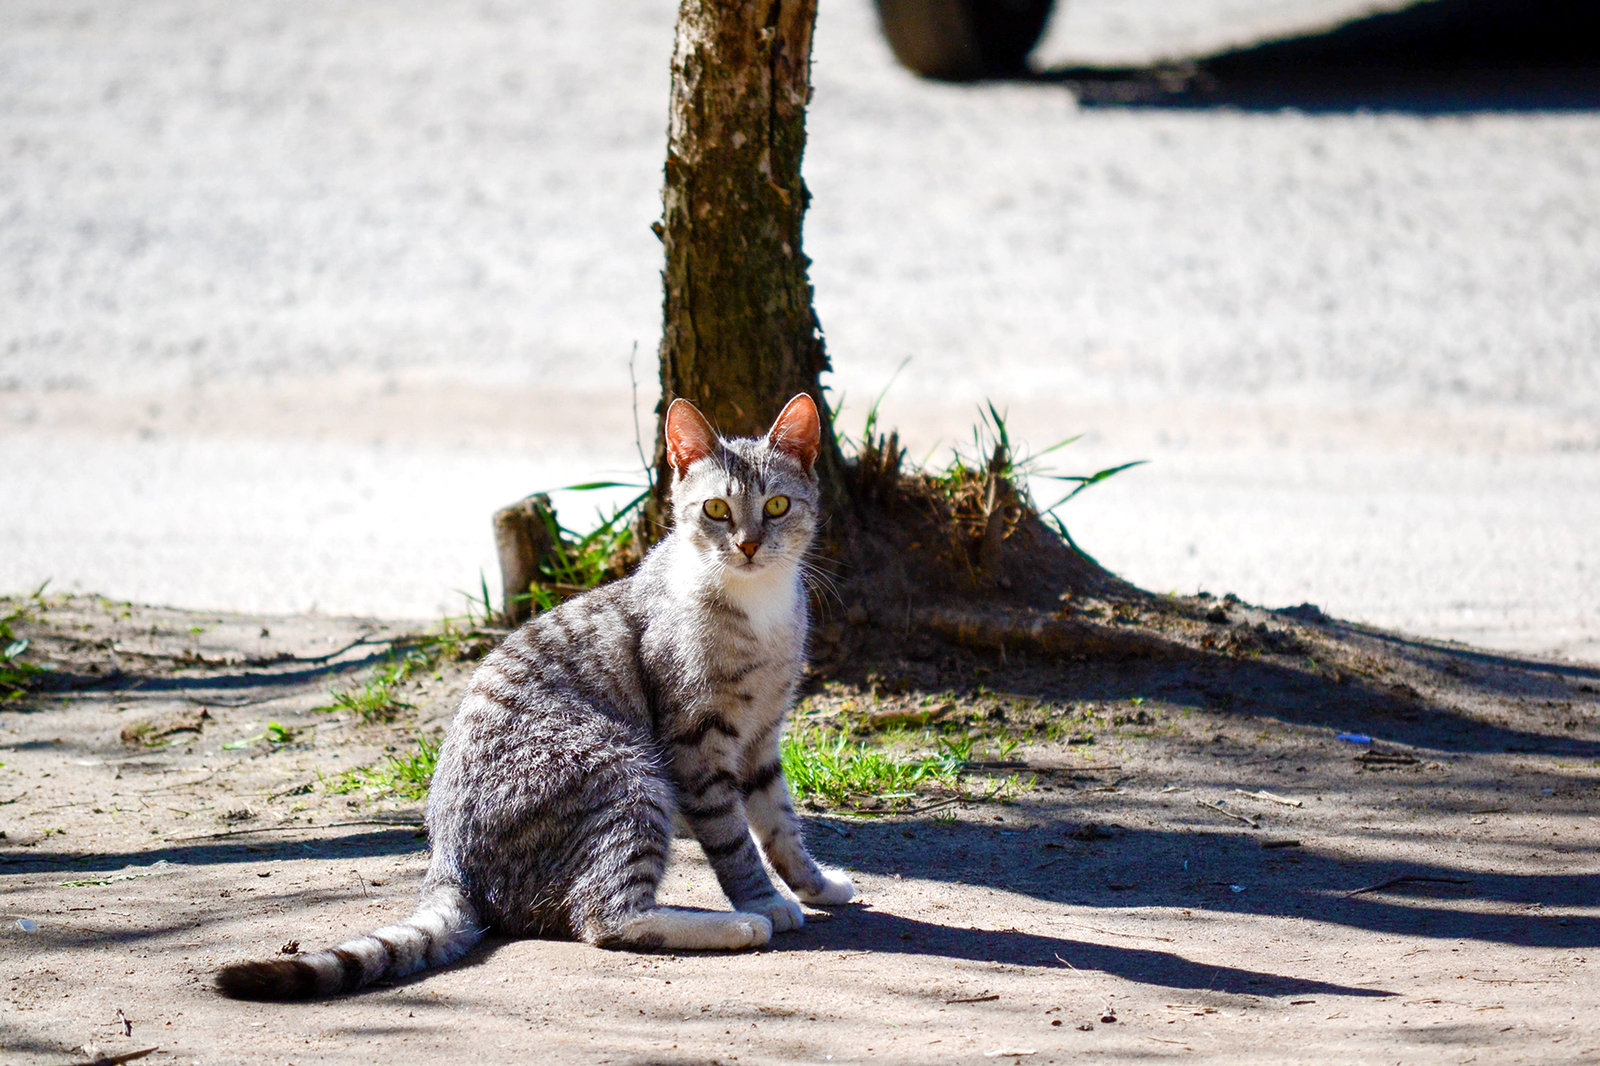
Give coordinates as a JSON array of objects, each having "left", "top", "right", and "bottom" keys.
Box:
[{"left": 214, "top": 883, "right": 482, "bottom": 1001}]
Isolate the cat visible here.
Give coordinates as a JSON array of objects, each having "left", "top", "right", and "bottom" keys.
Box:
[{"left": 216, "top": 393, "right": 854, "bottom": 1000}]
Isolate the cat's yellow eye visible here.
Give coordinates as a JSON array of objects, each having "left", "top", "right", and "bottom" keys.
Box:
[
  {"left": 703, "top": 498, "right": 731, "bottom": 520},
  {"left": 764, "top": 496, "right": 790, "bottom": 518}
]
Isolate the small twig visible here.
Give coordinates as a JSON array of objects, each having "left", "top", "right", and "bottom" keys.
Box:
[
  {"left": 1234, "top": 788, "right": 1303, "bottom": 808},
  {"left": 1355, "top": 750, "right": 1419, "bottom": 766},
  {"left": 1345, "top": 875, "right": 1472, "bottom": 898},
  {"left": 1467, "top": 977, "right": 1550, "bottom": 985},
  {"left": 1196, "top": 799, "right": 1259, "bottom": 828},
  {"left": 627, "top": 340, "right": 653, "bottom": 488},
  {"left": 947, "top": 993, "right": 1000, "bottom": 1004},
  {"left": 62, "top": 1048, "right": 157, "bottom": 1066},
  {"left": 903, "top": 796, "right": 965, "bottom": 815},
  {"left": 298, "top": 634, "right": 397, "bottom": 664}
]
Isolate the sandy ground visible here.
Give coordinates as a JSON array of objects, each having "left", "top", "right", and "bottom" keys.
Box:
[
  {"left": 3, "top": 0, "right": 1598, "bottom": 659},
  {"left": 2, "top": 593, "right": 1597, "bottom": 1064}
]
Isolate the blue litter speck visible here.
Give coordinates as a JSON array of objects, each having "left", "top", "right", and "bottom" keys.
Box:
[{"left": 1336, "top": 733, "right": 1373, "bottom": 744}]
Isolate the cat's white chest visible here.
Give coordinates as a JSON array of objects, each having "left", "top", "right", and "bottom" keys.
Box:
[
  {"left": 723, "top": 565, "right": 802, "bottom": 648},
  {"left": 662, "top": 541, "right": 805, "bottom": 657}
]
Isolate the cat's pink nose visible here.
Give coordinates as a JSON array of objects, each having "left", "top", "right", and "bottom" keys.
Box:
[{"left": 738, "top": 541, "right": 760, "bottom": 559}]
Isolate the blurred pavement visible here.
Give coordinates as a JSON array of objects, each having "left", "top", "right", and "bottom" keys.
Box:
[{"left": 2, "top": 0, "right": 1596, "bottom": 661}]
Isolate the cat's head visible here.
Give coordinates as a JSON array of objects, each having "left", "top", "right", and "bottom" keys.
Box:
[{"left": 664, "top": 394, "right": 822, "bottom": 582}]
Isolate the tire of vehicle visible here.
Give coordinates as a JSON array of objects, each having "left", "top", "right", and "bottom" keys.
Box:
[{"left": 873, "top": 0, "right": 1056, "bottom": 81}]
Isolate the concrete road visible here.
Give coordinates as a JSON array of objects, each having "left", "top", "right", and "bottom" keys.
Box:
[{"left": 2, "top": 0, "right": 1596, "bottom": 660}]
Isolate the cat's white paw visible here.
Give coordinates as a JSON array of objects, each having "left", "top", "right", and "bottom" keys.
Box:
[
  {"left": 729, "top": 913, "right": 774, "bottom": 948},
  {"left": 614, "top": 907, "right": 771, "bottom": 950},
  {"left": 742, "top": 894, "right": 805, "bottom": 933},
  {"left": 797, "top": 869, "right": 855, "bottom": 906}
]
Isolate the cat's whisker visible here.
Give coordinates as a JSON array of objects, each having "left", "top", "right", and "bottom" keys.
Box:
[{"left": 798, "top": 557, "right": 845, "bottom": 618}]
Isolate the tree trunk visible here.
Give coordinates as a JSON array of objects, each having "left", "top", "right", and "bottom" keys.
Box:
[{"left": 648, "top": 0, "right": 847, "bottom": 533}]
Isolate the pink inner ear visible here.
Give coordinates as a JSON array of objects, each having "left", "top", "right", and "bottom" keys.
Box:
[
  {"left": 767, "top": 393, "right": 821, "bottom": 470},
  {"left": 665, "top": 398, "right": 717, "bottom": 473}
]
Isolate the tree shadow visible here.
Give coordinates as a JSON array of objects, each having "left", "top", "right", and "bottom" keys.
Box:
[
  {"left": 0, "top": 1025, "right": 76, "bottom": 1058},
  {"left": 0, "top": 825, "right": 427, "bottom": 883},
  {"left": 1029, "top": 0, "right": 1600, "bottom": 113},
  {"left": 804, "top": 816, "right": 1600, "bottom": 951},
  {"left": 1316, "top": 617, "right": 1600, "bottom": 690},
  {"left": 24, "top": 645, "right": 396, "bottom": 703},
  {"left": 907, "top": 604, "right": 1600, "bottom": 760}
]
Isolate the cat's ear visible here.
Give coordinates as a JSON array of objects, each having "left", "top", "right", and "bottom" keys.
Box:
[
  {"left": 665, "top": 398, "right": 718, "bottom": 474},
  {"left": 766, "top": 393, "right": 821, "bottom": 472}
]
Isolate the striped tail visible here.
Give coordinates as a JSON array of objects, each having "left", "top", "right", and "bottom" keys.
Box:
[{"left": 215, "top": 885, "right": 482, "bottom": 1001}]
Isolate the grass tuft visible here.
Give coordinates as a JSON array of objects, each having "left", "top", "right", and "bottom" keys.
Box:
[
  {"left": 325, "top": 733, "right": 441, "bottom": 801},
  {"left": 315, "top": 618, "right": 496, "bottom": 724},
  {"left": 1, "top": 584, "right": 49, "bottom": 699},
  {"left": 839, "top": 390, "right": 1143, "bottom": 578},
  {"left": 780, "top": 725, "right": 1032, "bottom": 814},
  {"left": 315, "top": 654, "right": 418, "bottom": 723}
]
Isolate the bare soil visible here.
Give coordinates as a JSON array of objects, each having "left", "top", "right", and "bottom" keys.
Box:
[{"left": 2, "top": 591, "right": 1597, "bottom": 1065}]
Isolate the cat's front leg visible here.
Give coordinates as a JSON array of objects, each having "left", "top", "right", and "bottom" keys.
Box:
[
  {"left": 677, "top": 761, "right": 805, "bottom": 933},
  {"left": 741, "top": 751, "right": 855, "bottom": 906}
]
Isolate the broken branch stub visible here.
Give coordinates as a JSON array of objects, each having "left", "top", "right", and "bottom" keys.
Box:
[
  {"left": 492, "top": 494, "right": 556, "bottom": 626},
  {"left": 977, "top": 452, "right": 1012, "bottom": 577}
]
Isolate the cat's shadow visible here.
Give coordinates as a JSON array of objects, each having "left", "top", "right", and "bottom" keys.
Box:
[
  {"left": 418, "top": 905, "right": 1385, "bottom": 1000},
  {"left": 785, "top": 903, "right": 1387, "bottom": 998}
]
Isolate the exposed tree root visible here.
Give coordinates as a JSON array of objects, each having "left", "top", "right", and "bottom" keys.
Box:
[{"left": 913, "top": 604, "right": 1180, "bottom": 663}]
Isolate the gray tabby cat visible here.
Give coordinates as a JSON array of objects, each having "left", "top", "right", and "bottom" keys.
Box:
[{"left": 216, "top": 393, "right": 854, "bottom": 1000}]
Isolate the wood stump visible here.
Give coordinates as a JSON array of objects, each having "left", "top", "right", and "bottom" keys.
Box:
[{"left": 491, "top": 494, "right": 556, "bottom": 626}]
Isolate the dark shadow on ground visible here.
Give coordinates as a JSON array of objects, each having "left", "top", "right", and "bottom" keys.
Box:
[
  {"left": 0, "top": 825, "right": 427, "bottom": 879},
  {"left": 793, "top": 906, "right": 1393, "bottom": 998},
  {"left": 899, "top": 643, "right": 1599, "bottom": 760},
  {"left": 806, "top": 816, "right": 1600, "bottom": 950},
  {"left": 25, "top": 646, "right": 397, "bottom": 702},
  {"left": 1029, "top": 0, "right": 1600, "bottom": 113},
  {"left": 1316, "top": 619, "right": 1600, "bottom": 689},
  {"left": 444, "top": 920, "right": 1389, "bottom": 999},
  {"left": 0, "top": 1026, "right": 75, "bottom": 1058}
]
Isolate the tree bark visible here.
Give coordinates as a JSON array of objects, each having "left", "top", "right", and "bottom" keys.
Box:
[{"left": 648, "top": 0, "right": 847, "bottom": 533}]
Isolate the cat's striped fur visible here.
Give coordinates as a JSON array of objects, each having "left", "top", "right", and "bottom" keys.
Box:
[{"left": 216, "top": 394, "right": 853, "bottom": 1000}]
